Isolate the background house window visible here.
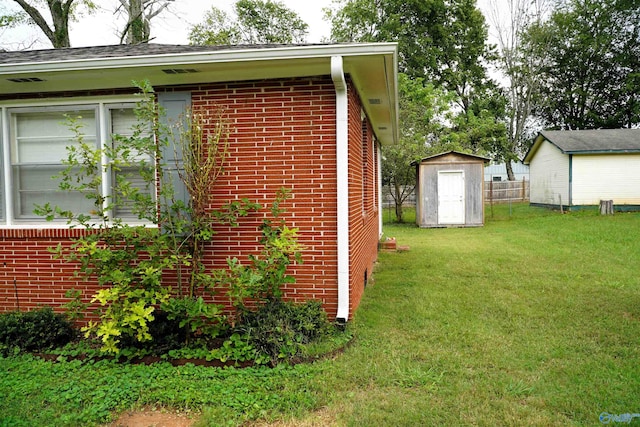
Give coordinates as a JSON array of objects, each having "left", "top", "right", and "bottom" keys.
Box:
[{"left": 11, "top": 109, "right": 97, "bottom": 219}]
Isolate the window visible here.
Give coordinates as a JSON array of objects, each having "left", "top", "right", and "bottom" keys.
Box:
[
  {"left": 108, "top": 106, "right": 153, "bottom": 218},
  {"left": 11, "top": 108, "right": 97, "bottom": 219},
  {"left": 1, "top": 99, "right": 153, "bottom": 225}
]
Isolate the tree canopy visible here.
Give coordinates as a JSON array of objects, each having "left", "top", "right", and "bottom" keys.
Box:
[
  {"left": 524, "top": 0, "right": 640, "bottom": 129},
  {"left": 326, "top": 0, "right": 495, "bottom": 112},
  {"left": 326, "top": 0, "right": 503, "bottom": 220},
  {"left": 189, "top": 0, "right": 308, "bottom": 45}
]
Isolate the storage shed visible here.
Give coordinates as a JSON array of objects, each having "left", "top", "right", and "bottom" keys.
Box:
[
  {"left": 523, "top": 129, "right": 640, "bottom": 211},
  {"left": 414, "top": 151, "right": 489, "bottom": 228}
]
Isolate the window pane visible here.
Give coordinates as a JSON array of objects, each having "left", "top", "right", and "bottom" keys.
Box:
[
  {"left": 12, "top": 109, "right": 97, "bottom": 219},
  {"left": 12, "top": 165, "right": 93, "bottom": 217},
  {"left": 109, "top": 107, "right": 154, "bottom": 219}
]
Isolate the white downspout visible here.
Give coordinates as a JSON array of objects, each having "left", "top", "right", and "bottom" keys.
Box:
[
  {"left": 377, "top": 142, "right": 383, "bottom": 237},
  {"left": 331, "top": 55, "right": 350, "bottom": 323}
]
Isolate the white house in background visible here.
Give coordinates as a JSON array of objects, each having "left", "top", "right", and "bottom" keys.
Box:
[
  {"left": 484, "top": 161, "right": 529, "bottom": 182},
  {"left": 523, "top": 129, "right": 640, "bottom": 211}
]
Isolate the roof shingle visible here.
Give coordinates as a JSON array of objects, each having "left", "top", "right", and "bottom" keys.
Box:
[
  {"left": 540, "top": 129, "right": 640, "bottom": 153},
  {"left": 0, "top": 43, "right": 306, "bottom": 65}
]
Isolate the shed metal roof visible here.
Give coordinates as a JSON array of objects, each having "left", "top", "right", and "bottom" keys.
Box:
[{"left": 524, "top": 129, "right": 640, "bottom": 163}]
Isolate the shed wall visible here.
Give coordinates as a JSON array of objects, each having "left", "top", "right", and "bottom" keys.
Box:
[
  {"left": 529, "top": 141, "right": 569, "bottom": 206},
  {"left": 572, "top": 154, "right": 640, "bottom": 205},
  {"left": 417, "top": 158, "right": 485, "bottom": 227}
]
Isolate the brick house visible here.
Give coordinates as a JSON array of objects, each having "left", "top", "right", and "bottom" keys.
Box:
[{"left": 0, "top": 43, "right": 399, "bottom": 322}]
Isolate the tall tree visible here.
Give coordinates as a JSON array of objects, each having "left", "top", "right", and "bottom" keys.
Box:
[
  {"left": 326, "top": 0, "right": 495, "bottom": 112},
  {"left": 524, "top": 0, "right": 640, "bottom": 129},
  {"left": 487, "top": 0, "right": 551, "bottom": 179},
  {"left": 11, "top": 0, "right": 96, "bottom": 48},
  {"left": 189, "top": 0, "right": 308, "bottom": 45},
  {"left": 116, "top": 0, "right": 174, "bottom": 44},
  {"left": 383, "top": 74, "right": 452, "bottom": 222}
]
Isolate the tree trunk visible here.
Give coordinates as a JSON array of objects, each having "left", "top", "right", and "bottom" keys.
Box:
[
  {"left": 506, "top": 159, "right": 515, "bottom": 181},
  {"left": 122, "top": 0, "right": 149, "bottom": 44},
  {"left": 13, "top": 0, "right": 73, "bottom": 48},
  {"left": 599, "top": 200, "right": 614, "bottom": 215},
  {"left": 393, "top": 181, "right": 404, "bottom": 223},
  {"left": 395, "top": 200, "right": 404, "bottom": 223}
]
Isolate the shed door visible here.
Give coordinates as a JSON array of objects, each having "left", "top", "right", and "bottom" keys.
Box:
[{"left": 438, "top": 170, "right": 465, "bottom": 224}]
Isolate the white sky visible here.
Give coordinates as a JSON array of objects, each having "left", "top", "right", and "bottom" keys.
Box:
[{"left": 2, "top": 0, "right": 498, "bottom": 50}]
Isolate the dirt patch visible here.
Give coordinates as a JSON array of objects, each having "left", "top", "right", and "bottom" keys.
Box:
[{"left": 107, "top": 408, "right": 198, "bottom": 427}]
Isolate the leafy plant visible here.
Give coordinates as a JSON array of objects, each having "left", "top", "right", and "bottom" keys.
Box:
[
  {"left": 60, "top": 288, "right": 89, "bottom": 322},
  {"left": 210, "top": 332, "right": 266, "bottom": 365},
  {"left": 0, "top": 308, "right": 76, "bottom": 356},
  {"left": 162, "top": 296, "right": 227, "bottom": 343},
  {"left": 234, "top": 299, "right": 333, "bottom": 365},
  {"left": 220, "top": 187, "right": 305, "bottom": 312},
  {"left": 35, "top": 81, "right": 259, "bottom": 354}
]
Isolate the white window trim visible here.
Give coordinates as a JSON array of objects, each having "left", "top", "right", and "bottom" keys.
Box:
[{"left": 0, "top": 95, "right": 157, "bottom": 229}]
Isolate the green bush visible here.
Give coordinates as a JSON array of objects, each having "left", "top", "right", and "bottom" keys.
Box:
[
  {"left": 235, "top": 299, "right": 333, "bottom": 364},
  {"left": 117, "top": 310, "right": 189, "bottom": 355},
  {"left": 0, "top": 307, "right": 76, "bottom": 356}
]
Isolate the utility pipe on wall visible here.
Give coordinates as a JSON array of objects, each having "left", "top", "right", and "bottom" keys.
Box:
[{"left": 331, "top": 55, "right": 350, "bottom": 323}]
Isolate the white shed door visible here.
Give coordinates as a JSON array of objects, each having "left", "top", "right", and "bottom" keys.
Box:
[{"left": 438, "top": 171, "right": 465, "bottom": 224}]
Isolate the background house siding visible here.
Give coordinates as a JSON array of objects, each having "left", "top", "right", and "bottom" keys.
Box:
[
  {"left": 572, "top": 154, "right": 640, "bottom": 206},
  {"left": 529, "top": 142, "right": 570, "bottom": 206}
]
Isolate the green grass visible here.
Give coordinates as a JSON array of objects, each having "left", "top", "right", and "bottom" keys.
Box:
[{"left": 2, "top": 203, "right": 640, "bottom": 426}]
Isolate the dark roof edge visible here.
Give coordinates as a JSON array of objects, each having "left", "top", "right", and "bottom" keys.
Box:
[{"left": 411, "top": 150, "right": 491, "bottom": 166}]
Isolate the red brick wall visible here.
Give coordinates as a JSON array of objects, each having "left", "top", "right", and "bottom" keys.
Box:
[
  {"left": 0, "top": 229, "right": 90, "bottom": 314},
  {"left": 0, "top": 76, "right": 379, "bottom": 321},
  {"left": 346, "top": 84, "right": 380, "bottom": 317},
  {"left": 187, "top": 77, "right": 341, "bottom": 316}
]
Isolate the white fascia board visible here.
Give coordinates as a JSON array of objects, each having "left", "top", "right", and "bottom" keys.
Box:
[{"left": 0, "top": 43, "right": 399, "bottom": 75}]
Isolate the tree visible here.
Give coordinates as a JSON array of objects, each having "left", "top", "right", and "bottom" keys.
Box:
[
  {"left": 382, "top": 74, "right": 452, "bottom": 222},
  {"left": 116, "top": 0, "right": 174, "bottom": 44},
  {"left": 485, "top": 0, "right": 551, "bottom": 179},
  {"left": 0, "top": 9, "right": 25, "bottom": 29},
  {"left": 11, "top": 0, "right": 96, "bottom": 48},
  {"left": 524, "top": 0, "right": 640, "bottom": 130},
  {"left": 189, "top": 0, "right": 308, "bottom": 45},
  {"left": 325, "top": 0, "right": 495, "bottom": 112}
]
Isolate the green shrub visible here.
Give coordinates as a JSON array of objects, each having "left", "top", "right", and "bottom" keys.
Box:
[
  {"left": 0, "top": 307, "right": 76, "bottom": 356},
  {"left": 117, "top": 310, "right": 189, "bottom": 355},
  {"left": 235, "top": 299, "right": 333, "bottom": 364}
]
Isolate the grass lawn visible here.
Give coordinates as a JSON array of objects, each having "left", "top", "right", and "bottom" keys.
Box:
[{"left": 2, "top": 203, "right": 640, "bottom": 426}]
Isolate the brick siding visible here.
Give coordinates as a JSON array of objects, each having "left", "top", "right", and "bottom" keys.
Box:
[{"left": 0, "top": 76, "right": 380, "bottom": 321}]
